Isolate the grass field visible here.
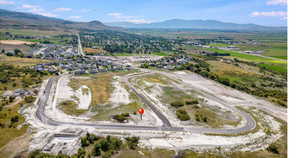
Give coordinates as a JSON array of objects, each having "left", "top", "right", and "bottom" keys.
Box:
[
  {"left": 58, "top": 100, "right": 86, "bottom": 116},
  {"left": 0, "top": 102, "right": 28, "bottom": 149},
  {"left": 205, "top": 48, "right": 286, "bottom": 64},
  {"left": 68, "top": 71, "right": 141, "bottom": 121},
  {"left": 137, "top": 73, "right": 174, "bottom": 85},
  {"left": 0, "top": 29, "right": 70, "bottom": 36},
  {"left": 69, "top": 73, "right": 116, "bottom": 106},
  {"left": 0, "top": 55, "right": 51, "bottom": 67},
  {"left": 236, "top": 42, "right": 287, "bottom": 59},
  {"left": 115, "top": 149, "right": 175, "bottom": 158},
  {"left": 92, "top": 102, "right": 142, "bottom": 121}
]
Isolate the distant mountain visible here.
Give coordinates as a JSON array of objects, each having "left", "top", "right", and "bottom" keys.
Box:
[
  {"left": 106, "top": 19, "right": 286, "bottom": 31},
  {"left": 0, "top": 9, "right": 118, "bottom": 31}
]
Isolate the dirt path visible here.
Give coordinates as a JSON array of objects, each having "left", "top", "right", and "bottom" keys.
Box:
[
  {"left": 5, "top": 97, "right": 23, "bottom": 108},
  {"left": 0, "top": 130, "right": 31, "bottom": 158}
]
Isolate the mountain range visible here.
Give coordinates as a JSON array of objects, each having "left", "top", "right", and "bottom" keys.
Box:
[
  {"left": 0, "top": 8, "right": 285, "bottom": 32},
  {"left": 106, "top": 19, "right": 286, "bottom": 31},
  {"left": 0, "top": 9, "right": 117, "bottom": 31}
]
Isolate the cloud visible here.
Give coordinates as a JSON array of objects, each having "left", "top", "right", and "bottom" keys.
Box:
[
  {"left": 0, "top": 0, "right": 14, "bottom": 5},
  {"left": 126, "top": 19, "right": 151, "bottom": 24},
  {"left": 21, "top": 4, "right": 57, "bottom": 17},
  {"left": 80, "top": 8, "right": 92, "bottom": 13},
  {"left": 107, "top": 12, "right": 151, "bottom": 24},
  {"left": 21, "top": 4, "right": 39, "bottom": 9},
  {"left": 267, "top": 0, "right": 287, "bottom": 5},
  {"left": 54, "top": 8, "right": 72, "bottom": 12},
  {"left": 251, "top": 11, "right": 287, "bottom": 20},
  {"left": 69, "top": 16, "right": 81, "bottom": 19},
  {"left": 251, "top": 11, "right": 287, "bottom": 17}
]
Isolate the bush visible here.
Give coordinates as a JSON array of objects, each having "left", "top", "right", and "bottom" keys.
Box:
[
  {"left": 113, "top": 113, "right": 130, "bottom": 122},
  {"left": 81, "top": 137, "right": 89, "bottom": 147},
  {"left": 25, "top": 96, "right": 36, "bottom": 103},
  {"left": 185, "top": 99, "right": 199, "bottom": 105},
  {"left": 77, "top": 148, "right": 86, "bottom": 158},
  {"left": 125, "top": 137, "right": 139, "bottom": 150},
  {"left": 267, "top": 143, "right": 280, "bottom": 154},
  {"left": 170, "top": 101, "right": 184, "bottom": 108},
  {"left": 93, "top": 143, "right": 102, "bottom": 156},
  {"left": 86, "top": 132, "right": 99, "bottom": 144},
  {"left": 176, "top": 109, "right": 190, "bottom": 121}
]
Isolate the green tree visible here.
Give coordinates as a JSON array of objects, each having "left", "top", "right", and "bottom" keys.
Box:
[{"left": 93, "top": 143, "right": 102, "bottom": 156}]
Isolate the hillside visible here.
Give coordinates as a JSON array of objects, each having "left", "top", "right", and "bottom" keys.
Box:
[
  {"left": 106, "top": 19, "right": 286, "bottom": 31},
  {"left": 0, "top": 9, "right": 117, "bottom": 32}
]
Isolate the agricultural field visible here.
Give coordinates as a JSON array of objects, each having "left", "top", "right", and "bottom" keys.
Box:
[
  {"left": 0, "top": 29, "right": 71, "bottom": 36},
  {"left": 235, "top": 42, "right": 287, "bottom": 59},
  {"left": 0, "top": 30, "right": 76, "bottom": 45},
  {"left": 0, "top": 55, "right": 51, "bottom": 67},
  {"left": 204, "top": 58, "right": 287, "bottom": 107},
  {"left": 184, "top": 45, "right": 287, "bottom": 76}
]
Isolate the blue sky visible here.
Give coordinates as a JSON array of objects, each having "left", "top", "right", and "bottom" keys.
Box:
[{"left": 0, "top": 0, "right": 287, "bottom": 26}]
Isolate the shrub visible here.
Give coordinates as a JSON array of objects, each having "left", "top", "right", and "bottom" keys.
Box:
[
  {"left": 125, "top": 137, "right": 139, "bottom": 149},
  {"left": 185, "top": 99, "right": 199, "bottom": 105},
  {"left": 267, "top": 143, "right": 280, "bottom": 154},
  {"left": 112, "top": 113, "right": 130, "bottom": 122},
  {"left": 170, "top": 101, "right": 184, "bottom": 108},
  {"left": 25, "top": 96, "right": 36, "bottom": 103},
  {"left": 81, "top": 137, "right": 89, "bottom": 147},
  {"left": 176, "top": 109, "right": 190, "bottom": 121},
  {"left": 93, "top": 143, "right": 102, "bottom": 156}
]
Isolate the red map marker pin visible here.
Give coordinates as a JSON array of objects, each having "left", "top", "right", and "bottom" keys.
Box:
[
  {"left": 138, "top": 108, "right": 144, "bottom": 115},
  {"left": 138, "top": 108, "right": 144, "bottom": 120}
]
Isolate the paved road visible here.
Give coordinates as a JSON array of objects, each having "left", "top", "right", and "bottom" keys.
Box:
[
  {"left": 77, "top": 34, "right": 84, "bottom": 56},
  {"left": 35, "top": 74, "right": 257, "bottom": 134},
  {"left": 36, "top": 77, "right": 183, "bottom": 131}
]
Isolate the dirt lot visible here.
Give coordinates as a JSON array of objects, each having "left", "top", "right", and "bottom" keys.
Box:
[{"left": 0, "top": 40, "right": 36, "bottom": 45}]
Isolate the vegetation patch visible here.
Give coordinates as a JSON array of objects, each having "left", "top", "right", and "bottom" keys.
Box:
[
  {"left": 138, "top": 73, "right": 172, "bottom": 85},
  {"left": 112, "top": 113, "right": 130, "bottom": 123},
  {"left": 69, "top": 72, "right": 133, "bottom": 107},
  {"left": 0, "top": 64, "right": 51, "bottom": 92},
  {"left": 92, "top": 102, "right": 141, "bottom": 121},
  {"left": 0, "top": 101, "right": 27, "bottom": 148},
  {"left": 0, "top": 55, "right": 51, "bottom": 67},
  {"left": 68, "top": 73, "right": 115, "bottom": 106},
  {"left": 161, "top": 86, "right": 195, "bottom": 105},
  {"left": 30, "top": 133, "right": 142, "bottom": 158},
  {"left": 58, "top": 100, "right": 86, "bottom": 116},
  {"left": 176, "top": 109, "right": 191, "bottom": 121}
]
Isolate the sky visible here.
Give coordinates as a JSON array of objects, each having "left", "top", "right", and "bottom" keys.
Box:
[{"left": 0, "top": 0, "right": 287, "bottom": 26}]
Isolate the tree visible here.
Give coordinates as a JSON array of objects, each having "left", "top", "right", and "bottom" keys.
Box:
[
  {"left": 100, "top": 139, "right": 110, "bottom": 152},
  {"left": 77, "top": 148, "right": 86, "bottom": 158},
  {"left": 93, "top": 143, "right": 102, "bottom": 156},
  {"left": 81, "top": 137, "right": 89, "bottom": 147},
  {"left": 25, "top": 96, "right": 36, "bottom": 103},
  {"left": 14, "top": 49, "right": 24, "bottom": 57},
  {"left": 125, "top": 137, "right": 139, "bottom": 150},
  {"left": 11, "top": 115, "right": 19, "bottom": 123}
]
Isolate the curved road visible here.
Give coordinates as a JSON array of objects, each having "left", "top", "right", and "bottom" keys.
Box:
[{"left": 35, "top": 73, "right": 256, "bottom": 134}]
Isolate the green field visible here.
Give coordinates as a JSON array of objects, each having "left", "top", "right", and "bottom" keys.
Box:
[
  {"left": 235, "top": 42, "right": 287, "bottom": 59},
  {"left": 204, "top": 48, "right": 286, "bottom": 64},
  {"left": 0, "top": 29, "right": 70, "bottom": 36}
]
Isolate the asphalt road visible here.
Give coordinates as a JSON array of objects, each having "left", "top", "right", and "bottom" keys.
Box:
[{"left": 35, "top": 75, "right": 257, "bottom": 134}]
